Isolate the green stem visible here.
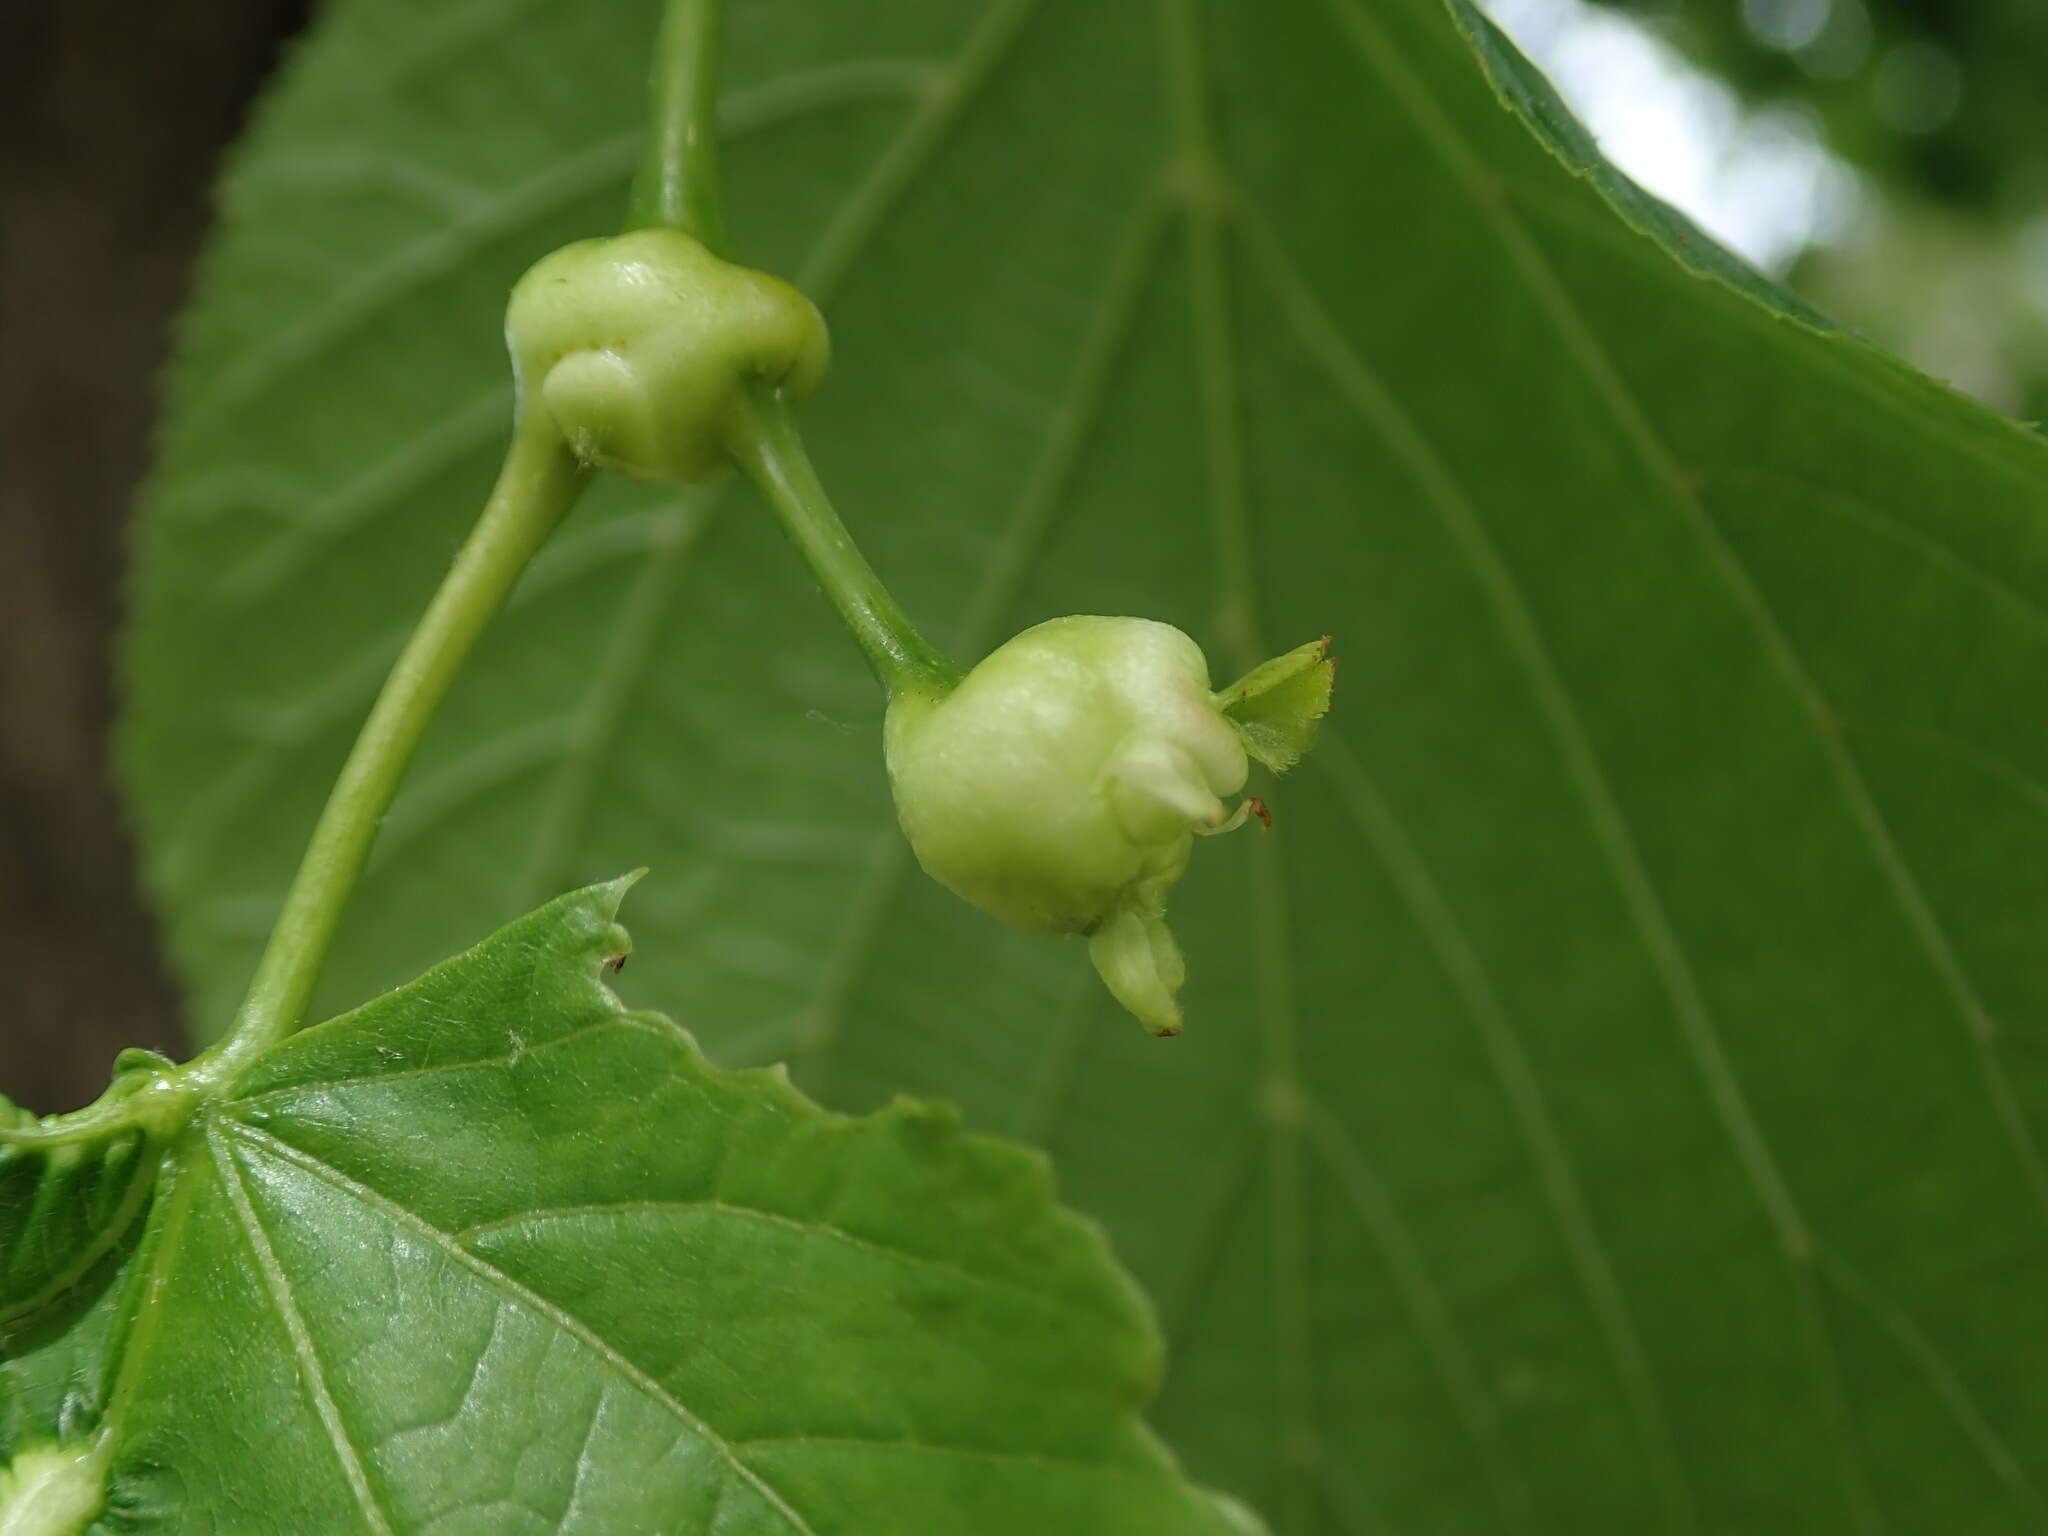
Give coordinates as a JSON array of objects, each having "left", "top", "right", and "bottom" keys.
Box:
[
  {"left": 622, "top": 0, "right": 950, "bottom": 692},
  {"left": 727, "top": 386, "right": 961, "bottom": 694},
  {"left": 199, "top": 418, "right": 585, "bottom": 1083},
  {"left": 628, "top": 0, "right": 954, "bottom": 697},
  {"left": 627, "top": 0, "right": 727, "bottom": 251}
]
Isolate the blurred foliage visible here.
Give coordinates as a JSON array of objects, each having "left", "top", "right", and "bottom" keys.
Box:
[
  {"left": 1799, "top": 207, "right": 2048, "bottom": 425},
  {"left": 1603, "top": 0, "right": 2048, "bottom": 223},
  {"left": 1597, "top": 0, "right": 2048, "bottom": 416}
]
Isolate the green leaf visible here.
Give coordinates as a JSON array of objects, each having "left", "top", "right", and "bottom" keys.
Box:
[
  {"left": 0, "top": 1054, "right": 181, "bottom": 1334},
  {"left": 123, "top": 0, "right": 2048, "bottom": 1529},
  {"left": 0, "top": 1130, "right": 156, "bottom": 1337},
  {"left": 1, "top": 883, "right": 1251, "bottom": 1533}
]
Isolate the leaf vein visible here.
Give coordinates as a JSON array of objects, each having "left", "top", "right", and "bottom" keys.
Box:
[
  {"left": 730, "top": 1433, "right": 1187, "bottom": 1483},
  {"left": 224, "top": 1014, "right": 667, "bottom": 1108},
  {"left": 1159, "top": 1, "right": 1319, "bottom": 1515},
  {"left": 1837, "top": 719, "right": 2048, "bottom": 818},
  {"left": 1501, "top": 183, "right": 2048, "bottom": 499},
  {"left": 1159, "top": 1128, "right": 1260, "bottom": 1363},
  {"left": 1313, "top": 0, "right": 1810, "bottom": 1237},
  {"left": 455, "top": 1199, "right": 1128, "bottom": 1333},
  {"left": 1303, "top": 1097, "right": 1532, "bottom": 1533},
  {"left": 1817, "top": 1245, "right": 2048, "bottom": 1521},
  {"left": 1325, "top": 0, "right": 2048, "bottom": 1230},
  {"left": 1309, "top": 4, "right": 1919, "bottom": 1524},
  {"left": 1707, "top": 467, "right": 2048, "bottom": 640},
  {"left": 1309, "top": 733, "right": 1681, "bottom": 1532},
  {"left": 84, "top": 1139, "right": 209, "bottom": 1452},
  {"left": 1240, "top": 179, "right": 1711, "bottom": 1530},
  {"left": 220, "top": 1120, "right": 820, "bottom": 1534},
  {"left": 209, "top": 1125, "right": 398, "bottom": 1536}
]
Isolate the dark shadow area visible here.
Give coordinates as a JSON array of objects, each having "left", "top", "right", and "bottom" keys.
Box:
[{"left": 0, "top": 0, "right": 310, "bottom": 1111}]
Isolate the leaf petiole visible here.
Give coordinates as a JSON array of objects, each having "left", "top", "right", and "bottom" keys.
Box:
[
  {"left": 197, "top": 415, "right": 586, "bottom": 1083},
  {"left": 725, "top": 385, "right": 962, "bottom": 695},
  {"left": 626, "top": 0, "right": 728, "bottom": 252}
]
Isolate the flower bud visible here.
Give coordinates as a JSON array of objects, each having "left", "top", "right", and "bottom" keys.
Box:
[
  {"left": 505, "top": 228, "right": 827, "bottom": 483},
  {"left": 884, "top": 617, "right": 1333, "bottom": 1036}
]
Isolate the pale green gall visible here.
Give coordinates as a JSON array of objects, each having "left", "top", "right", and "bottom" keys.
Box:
[
  {"left": 885, "top": 616, "right": 1331, "bottom": 1037},
  {"left": 505, "top": 228, "right": 827, "bottom": 483}
]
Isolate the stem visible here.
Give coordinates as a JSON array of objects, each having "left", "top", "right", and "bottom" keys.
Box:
[
  {"left": 627, "top": 0, "right": 727, "bottom": 251},
  {"left": 629, "top": 0, "right": 954, "bottom": 697},
  {"left": 200, "top": 418, "right": 585, "bottom": 1083},
  {"left": 727, "top": 385, "right": 961, "bottom": 694}
]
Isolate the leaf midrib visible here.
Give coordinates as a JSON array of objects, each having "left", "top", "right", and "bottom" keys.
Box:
[
  {"left": 455, "top": 1199, "right": 1133, "bottom": 1336},
  {"left": 209, "top": 1126, "right": 397, "bottom": 1536},
  {"left": 217, "top": 1118, "right": 822, "bottom": 1535},
  {"left": 203, "top": 1113, "right": 1207, "bottom": 1520}
]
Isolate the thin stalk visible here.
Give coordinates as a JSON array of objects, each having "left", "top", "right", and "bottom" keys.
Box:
[
  {"left": 727, "top": 385, "right": 961, "bottom": 694},
  {"left": 198, "top": 418, "right": 585, "bottom": 1084},
  {"left": 627, "top": 0, "right": 727, "bottom": 251},
  {"left": 628, "top": 0, "right": 954, "bottom": 695}
]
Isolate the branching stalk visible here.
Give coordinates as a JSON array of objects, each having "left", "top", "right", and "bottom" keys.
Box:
[
  {"left": 629, "top": 0, "right": 954, "bottom": 694},
  {"left": 94, "top": 0, "right": 939, "bottom": 1110}
]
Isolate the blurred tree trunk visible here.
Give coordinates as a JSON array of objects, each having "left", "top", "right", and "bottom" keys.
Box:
[{"left": 0, "top": 0, "right": 307, "bottom": 1110}]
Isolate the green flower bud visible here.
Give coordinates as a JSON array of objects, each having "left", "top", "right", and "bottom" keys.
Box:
[
  {"left": 884, "top": 617, "right": 1334, "bottom": 1037},
  {"left": 505, "top": 228, "right": 827, "bottom": 483}
]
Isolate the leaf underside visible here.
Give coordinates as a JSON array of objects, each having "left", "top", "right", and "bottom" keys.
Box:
[
  {"left": 2, "top": 884, "right": 1250, "bottom": 1533},
  {"left": 121, "top": 0, "right": 2048, "bottom": 1530}
]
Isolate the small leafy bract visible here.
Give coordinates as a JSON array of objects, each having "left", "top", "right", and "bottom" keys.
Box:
[{"left": 1213, "top": 638, "right": 1334, "bottom": 773}]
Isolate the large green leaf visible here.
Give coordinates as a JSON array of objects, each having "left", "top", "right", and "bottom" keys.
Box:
[
  {"left": 124, "top": 0, "right": 2048, "bottom": 1529},
  {"left": 0, "top": 883, "right": 1251, "bottom": 1533}
]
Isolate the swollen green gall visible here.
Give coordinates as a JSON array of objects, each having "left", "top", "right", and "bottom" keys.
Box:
[
  {"left": 884, "top": 617, "right": 1334, "bottom": 1037},
  {"left": 505, "top": 228, "right": 827, "bottom": 483}
]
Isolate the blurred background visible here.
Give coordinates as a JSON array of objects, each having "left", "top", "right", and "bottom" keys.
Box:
[
  {"left": 1, "top": 0, "right": 309, "bottom": 1110},
  {"left": 2, "top": 0, "right": 2043, "bottom": 1110},
  {"left": 1488, "top": 0, "right": 2048, "bottom": 416}
]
